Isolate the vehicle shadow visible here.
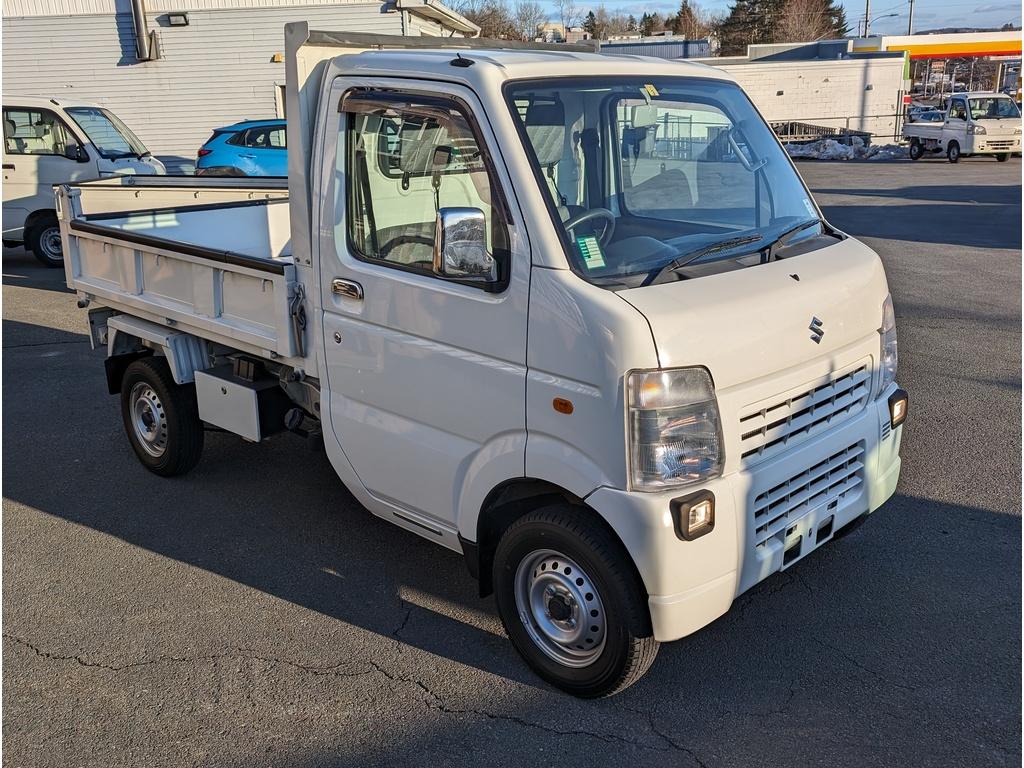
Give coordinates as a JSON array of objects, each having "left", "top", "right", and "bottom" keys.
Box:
[
  {"left": 814, "top": 183, "right": 1021, "bottom": 206},
  {"left": 2, "top": 247, "right": 72, "bottom": 293},
  {"left": 819, "top": 201, "right": 1022, "bottom": 249}
]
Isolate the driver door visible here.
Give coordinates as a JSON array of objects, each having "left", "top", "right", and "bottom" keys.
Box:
[{"left": 319, "top": 81, "right": 529, "bottom": 534}]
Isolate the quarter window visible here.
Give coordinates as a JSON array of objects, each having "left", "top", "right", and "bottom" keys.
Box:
[
  {"left": 338, "top": 91, "right": 509, "bottom": 278},
  {"left": 3, "top": 107, "right": 76, "bottom": 156}
]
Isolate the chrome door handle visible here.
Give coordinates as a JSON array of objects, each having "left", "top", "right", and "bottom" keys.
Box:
[{"left": 331, "top": 278, "right": 363, "bottom": 300}]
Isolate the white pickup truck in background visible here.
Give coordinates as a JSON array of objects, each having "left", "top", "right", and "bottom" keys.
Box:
[
  {"left": 902, "top": 91, "right": 1022, "bottom": 162},
  {"left": 60, "top": 24, "right": 908, "bottom": 697}
]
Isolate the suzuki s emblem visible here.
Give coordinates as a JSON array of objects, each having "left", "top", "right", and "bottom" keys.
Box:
[{"left": 809, "top": 316, "right": 825, "bottom": 344}]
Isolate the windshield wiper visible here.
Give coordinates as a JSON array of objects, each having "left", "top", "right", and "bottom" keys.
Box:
[
  {"left": 647, "top": 234, "right": 764, "bottom": 284},
  {"left": 761, "top": 219, "right": 823, "bottom": 259}
]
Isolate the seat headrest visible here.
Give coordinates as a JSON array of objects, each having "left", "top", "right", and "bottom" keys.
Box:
[
  {"left": 3, "top": 119, "right": 15, "bottom": 138},
  {"left": 524, "top": 101, "right": 566, "bottom": 168}
]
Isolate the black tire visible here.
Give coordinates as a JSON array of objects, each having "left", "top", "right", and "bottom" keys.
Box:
[
  {"left": 120, "top": 357, "right": 204, "bottom": 477},
  {"left": 27, "top": 215, "right": 63, "bottom": 267},
  {"left": 996, "top": 153, "right": 1010, "bottom": 162},
  {"left": 947, "top": 141, "right": 960, "bottom": 163},
  {"left": 493, "top": 505, "right": 659, "bottom": 698},
  {"left": 908, "top": 140, "right": 924, "bottom": 161}
]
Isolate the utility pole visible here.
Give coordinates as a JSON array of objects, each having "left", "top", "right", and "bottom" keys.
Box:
[
  {"left": 863, "top": 0, "right": 871, "bottom": 36},
  {"left": 907, "top": 0, "right": 914, "bottom": 35}
]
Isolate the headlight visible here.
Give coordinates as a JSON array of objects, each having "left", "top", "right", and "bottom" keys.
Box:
[
  {"left": 627, "top": 368, "right": 723, "bottom": 491},
  {"left": 879, "top": 294, "right": 898, "bottom": 393},
  {"left": 969, "top": 124, "right": 986, "bottom": 135}
]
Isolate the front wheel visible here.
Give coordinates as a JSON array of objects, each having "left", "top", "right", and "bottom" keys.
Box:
[
  {"left": 493, "top": 505, "right": 659, "bottom": 698},
  {"left": 908, "top": 140, "right": 924, "bottom": 161},
  {"left": 996, "top": 153, "right": 1010, "bottom": 162},
  {"left": 947, "top": 142, "right": 961, "bottom": 163},
  {"left": 28, "top": 216, "right": 63, "bottom": 267},
  {"left": 120, "top": 357, "right": 204, "bottom": 476}
]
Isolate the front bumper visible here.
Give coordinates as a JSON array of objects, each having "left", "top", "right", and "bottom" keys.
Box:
[
  {"left": 588, "top": 387, "right": 903, "bottom": 643},
  {"left": 965, "top": 136, "right": 1021, "bottom": 154}
]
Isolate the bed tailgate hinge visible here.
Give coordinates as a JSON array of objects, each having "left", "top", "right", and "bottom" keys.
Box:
[{"left": 289, "top": 283, "right": 307, "bottom": 358}]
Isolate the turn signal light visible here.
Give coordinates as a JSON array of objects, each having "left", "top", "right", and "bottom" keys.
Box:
[
  {"left": 670, "top": 490, "right": 715, "bottom": 541},
  {"left": 888, "top": 388, "right": 909, "bottom": 428}
]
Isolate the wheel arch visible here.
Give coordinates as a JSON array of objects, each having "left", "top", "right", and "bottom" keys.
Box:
[
  {"left": 464, "top": 478, "right": 648, "bottom": 607},
  {"left": 23, "top": 208, "right": 58, "bottom": 241}
]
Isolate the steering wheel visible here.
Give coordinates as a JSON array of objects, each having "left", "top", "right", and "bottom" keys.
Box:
[
  {"left": 377, "top": 234, "right": 434, "bottom": 262},
  {"left": 563, "top": 208, "right": 616, "bottom": 247}
]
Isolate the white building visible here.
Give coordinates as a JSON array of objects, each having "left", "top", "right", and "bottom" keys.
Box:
[{"left": 2, "top": 0, "right": 477, "bottom": 167}]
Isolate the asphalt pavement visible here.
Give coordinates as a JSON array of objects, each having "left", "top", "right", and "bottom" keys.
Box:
[{"left": 3, "top": 157, "right": 1021, "bottom": 768}]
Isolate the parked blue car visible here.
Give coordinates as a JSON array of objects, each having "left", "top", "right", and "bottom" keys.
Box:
[{"left": 196, "top": 119, "right": 287, "bottom": 176}]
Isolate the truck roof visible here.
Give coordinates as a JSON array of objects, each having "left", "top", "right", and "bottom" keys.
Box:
[
  {"left": 334, "top": 47, "right": 736, "bottom": 85},
  {"left": 1, "top": 94, "right": 104, "bottom": 110}
]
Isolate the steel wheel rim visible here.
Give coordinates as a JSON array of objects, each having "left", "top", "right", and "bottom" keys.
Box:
[
  {"left": 514, "top": 549, "right": 607, "bottom": 668},
  {"left": 40, "top": 226, "right": 62, "bottom": 259},
  {"left": 129, "top": 382, "right": 168, "bottom": 457}
]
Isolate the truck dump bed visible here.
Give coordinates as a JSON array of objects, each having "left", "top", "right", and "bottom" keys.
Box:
[{"left": 59, "top": 177, "right": 304, "bottom": 363}]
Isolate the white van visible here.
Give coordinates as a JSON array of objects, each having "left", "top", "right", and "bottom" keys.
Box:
[{"left": 2, "top": 96, "right": 165, "bottom": 266}]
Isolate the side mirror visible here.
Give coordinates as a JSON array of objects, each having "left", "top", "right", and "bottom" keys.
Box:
[
  {"left": 64, "top": 143, "right": 89, "bottom": 163},
  {"left": 433, "top": 207, "right": 497, "bottom": 284}
]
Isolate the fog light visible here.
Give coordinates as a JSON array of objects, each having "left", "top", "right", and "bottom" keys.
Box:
[
  {"left": 888, "top": 388, "right": 909, "bottom": 428},
  {"left": 670, "top": 490, "right": 715, "bottom": 541}
]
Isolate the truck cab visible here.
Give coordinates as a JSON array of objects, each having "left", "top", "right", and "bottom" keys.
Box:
[
  {"left": 2, "top": 95, "right": 165, "bottom": 266},
  {"left": 59, "top": 25, "right": 907, "bottom": 697}
]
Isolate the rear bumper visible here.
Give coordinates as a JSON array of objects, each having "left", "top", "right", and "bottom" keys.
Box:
[{"left": 588, "top": 386, "right": 903, "bottom": 643}]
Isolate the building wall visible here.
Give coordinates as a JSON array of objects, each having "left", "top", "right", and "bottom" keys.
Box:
[
  {"left": 713, "top": 57, "right": 908, "bottom": 138},
  {"left": 2, "top": 2, "right": 442, "bottom": 166}
]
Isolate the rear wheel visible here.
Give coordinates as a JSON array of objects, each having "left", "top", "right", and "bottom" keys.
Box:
[
  {"left": 493, "top": 505, "right": 659, "bottom": 698},
  {"left": 947, "top": 141, "right": 961, "bottom": 163},
  {"left": 908, "top": 140, "right": 923, "bottom": 161},
  {"left": 120, "top": 357, "right": 204, "bottom": 476},
  {"left": 996, "top": 153, "right": 1010, "bottom": 162},
  {"left": 28, "top": 215, "right": 63, "bottom": 267}
]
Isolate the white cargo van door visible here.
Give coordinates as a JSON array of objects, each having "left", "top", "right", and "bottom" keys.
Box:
[
  {"left": 2, "top": 105, "right": 95, "bottom": 240},
  {"left": 318, "top": 83, "right": 530, "bottom": 533}
]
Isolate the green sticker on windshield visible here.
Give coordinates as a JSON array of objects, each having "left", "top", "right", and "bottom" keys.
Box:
[{"left": 577, "top": 235, "right": 605, "bottom": 270}]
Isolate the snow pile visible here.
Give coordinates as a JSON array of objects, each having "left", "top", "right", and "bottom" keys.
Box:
[{"left": 784, "top": 137, "right": 907, "bottom": 161}]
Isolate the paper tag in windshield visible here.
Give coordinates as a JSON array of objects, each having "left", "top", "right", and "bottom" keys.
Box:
[
  {"left": 577, "top": 235, "right": 606, "bottom": 270},
  {"left": 644, "top": 83, "right": 660, "bottom": 97},
  {"left": 802, "top": 199, "right": 817, "bottom": 218}
]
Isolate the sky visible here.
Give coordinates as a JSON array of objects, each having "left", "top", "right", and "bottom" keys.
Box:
[{"left": 556, "top": 0, "right": 1022, "bottom": 36}]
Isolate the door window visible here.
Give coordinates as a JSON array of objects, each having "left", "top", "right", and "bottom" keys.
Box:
[
  {"left": 244, "top": 125, "right": 286, "bottom": 149},
  {"left": 337, "top": 91, "right": 510, "bottom": 278},
  {"left": 3, "top": 107, "right": 75, "bottom": 156},
  {"left": 949, "top": 101, "right": 967, "bottom": 121}
]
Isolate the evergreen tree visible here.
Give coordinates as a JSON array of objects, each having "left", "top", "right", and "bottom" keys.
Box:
[
  {"left": 583, "top": 9, "right": 598, "bottom": 35},
  {"left": 627, "top": 14, "right": 638, "bottom": 31}
]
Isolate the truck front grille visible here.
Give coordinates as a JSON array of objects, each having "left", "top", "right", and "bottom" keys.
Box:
[
  {"left": 987, "top": 140, "right": 1015, "bottom": 150},
  {"left": 739, "top": 364, "right": 870, "bottom": 464},
  {"left": 753, "top": 442, "right": 864, "bottom": 547}
]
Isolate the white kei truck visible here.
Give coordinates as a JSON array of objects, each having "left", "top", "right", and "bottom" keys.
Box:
[
  {"left": 60, "top": 24, "right": 908, "bottom": 697},
  {"left": 902, "top": 91, "right": 1022, "bottom": 162}
]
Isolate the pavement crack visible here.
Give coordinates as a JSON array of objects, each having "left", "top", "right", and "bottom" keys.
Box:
[
  {"left": 2, "top": 338, "right": 89, "bottom": 349},
  {"left": 3, "top": 633, "right": 374, "bottom": 679},
  {"left": 808, "top": 635, "right": 915, "bottom": 691}
]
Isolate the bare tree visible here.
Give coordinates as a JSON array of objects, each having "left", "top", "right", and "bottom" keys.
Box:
[
  {"left": 457, "top": 0, "right": 519, "bottom": 38},
  {"left": 668, "top": 0, "right": 717, "bottom": 39},
  {"left": 774, "top": 0, "right": 834, "bottom": 42},
  {"left": 555, "top": 0, "right": 581, "bottom": 36},
  {"left": 513, "top": 0, "right": 547, "bottom": 40}
]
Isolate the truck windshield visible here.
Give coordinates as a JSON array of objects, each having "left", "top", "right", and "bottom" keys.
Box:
[
  {"left": 64, "top": 107, "right": 150, "bottom": 159},
  {"left": 506, "top": 77, "right": 832, "bottom": 287},
  {"left": 968, "top": 97, "right": 1021, "bottom": 119}
]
